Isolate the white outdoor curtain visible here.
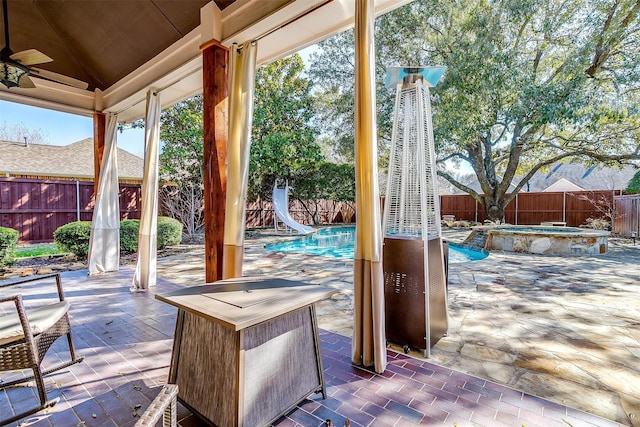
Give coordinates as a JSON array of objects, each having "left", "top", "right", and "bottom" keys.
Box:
[
  {"left": 223, "top": 41, "right": 257, "bottom": 279},
  {"left": 132, "top": 90, "right": 161, "bottom": 291},
  {"left": 352, "top": 0, "right": 387, "bottom": 373},
  {"left": 88, "top": 113, "right": 120, "bottom": 274}
]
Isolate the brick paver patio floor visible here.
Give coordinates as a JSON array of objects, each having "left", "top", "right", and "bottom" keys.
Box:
[{"left": 1, "top": 269, "right": 623, "bottom": 426}]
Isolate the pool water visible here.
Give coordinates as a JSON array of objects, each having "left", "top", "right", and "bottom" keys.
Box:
[{"left": 265, "top": 227, "right": 487, "bottom": 263}]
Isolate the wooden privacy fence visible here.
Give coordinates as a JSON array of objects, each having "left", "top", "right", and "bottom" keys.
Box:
[
  {"left": 0, "top": 177, "right": 141, "bottom": 243},
  {"left": 245, "top": 198, "right": 352, "bottom": 229},
  {"left": 4, "top": 176, "right": 629, "bottom": 243},
  {"left": 439, "top": 190, "right": 622, "bottom": 227},
  {"left": 614, "top": 194, "right": 640, "bottom": 237}
]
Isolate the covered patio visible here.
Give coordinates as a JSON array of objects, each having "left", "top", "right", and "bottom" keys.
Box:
[
  {"left": 2, "top": 0, "right": 400, "bottom": 419},
  {"left": 1, "top": 0, "right": 636, "bottom": 426}
]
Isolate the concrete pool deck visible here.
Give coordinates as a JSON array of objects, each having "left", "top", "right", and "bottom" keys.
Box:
[{"left": 143, "top": 228, "right": 639, "bottom": 425}]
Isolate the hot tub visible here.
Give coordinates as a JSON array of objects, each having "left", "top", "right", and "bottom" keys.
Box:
[{"left": 478, "top": 225, "right": 610, "bottom": 255}]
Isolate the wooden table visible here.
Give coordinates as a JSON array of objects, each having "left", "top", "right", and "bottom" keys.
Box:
[{"left": 156, "top": 277, "right": 337, "bottom": 427}]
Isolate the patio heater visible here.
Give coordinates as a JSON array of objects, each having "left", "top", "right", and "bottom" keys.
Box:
[{"left": 382, "top": 66, "right": 448, "bottom": 357}]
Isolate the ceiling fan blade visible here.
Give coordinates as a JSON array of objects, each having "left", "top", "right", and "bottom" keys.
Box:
[
  {"left": 18, "top": 74, "right": 36, "bottom": 88},
  {"left": 10, "top": 49, "right": 54, "bottom": 66},
  {"left": 29, "top": 67, "right": 89, "bottom": 90}
]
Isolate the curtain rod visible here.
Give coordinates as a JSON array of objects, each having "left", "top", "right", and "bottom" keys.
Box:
[
  {"left": 233, "top": 0, "right": 332, "bottom": 53},
  {"left": 250, "top": 0, "right": 332, "bottom": 44}
]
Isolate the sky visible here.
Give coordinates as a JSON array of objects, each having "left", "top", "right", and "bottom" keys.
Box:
[{"left": 0, "top": 100, "right": 146, "bottom": 156}]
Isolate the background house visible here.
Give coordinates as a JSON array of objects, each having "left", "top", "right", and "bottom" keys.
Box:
[
  {"left": 525, "top": 163, "right": 637, "bottom": 192},
  {"left": 440, "top": 163, "right": 639, "bottom": 226},
  {"left": 449, "top": 162, "right": 637, "bottom": 195},
  {"left": 0, "top": 138, "right": 143, "bottom": 242},
  {"left": 0, "top": 138, "right": 143, "bottom": 183}
]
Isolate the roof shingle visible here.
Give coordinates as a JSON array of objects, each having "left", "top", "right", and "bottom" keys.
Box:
[
  {"left": 0, "top": 138, "right": 143, "bottom": 181},
  {"left": 450, "top": 162, "right": 638, "bottom": 194}
]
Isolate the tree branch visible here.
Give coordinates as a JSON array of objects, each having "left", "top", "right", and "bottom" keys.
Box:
[
  {"left": 437, "top": 170, "right": 483, "bottom": 203},
  {"left": 503, "top": 153, "right": 575, "bottom": 204},
  {"left": 438, "top": 152, "right": 470, "bottom": 163},
  {"left": 586, "top": 0, "right": 640, "bottom": 77}
]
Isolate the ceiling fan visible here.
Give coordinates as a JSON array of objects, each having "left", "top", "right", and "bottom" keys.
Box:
[{"left": 1, "top": 0, "right": 88, "bottom": 90}]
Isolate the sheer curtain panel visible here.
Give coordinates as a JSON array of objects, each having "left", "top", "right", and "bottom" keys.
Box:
[
  {"left": 352, "top": 0, "right": 387, "bottom": 373},
  {"left": 88, "top": 113, "right": 120, "bottom": 274},
  {"left": 132, "top": 90, "right": 161, "bottom": 291}
]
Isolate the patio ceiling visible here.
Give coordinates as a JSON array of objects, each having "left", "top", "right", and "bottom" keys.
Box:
[{"left": 0, "top": 0, "right": 412, "bottom": 123}]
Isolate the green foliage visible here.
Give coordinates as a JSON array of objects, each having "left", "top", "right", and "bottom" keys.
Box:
[
  {"left": 120, "top": 217, "right": 183, "bottom": 253},
  {"left": 159, "top": 56, "right": 323, "bottom": 223},
  {"left": 54, "top": 221, "right": 92, "bottom": 259},
  {"left": 0, "top": 226, "right": 19, "bottom": 268},
  {"left": 626, "top": 170, "right": 640, "bottom": 194},
  {"left": 14, "top": 243, "right": 64, "bottom": 258},
  {"left": 159, "top": 96, "right": 205, "bottom": 235},
  {"left": 291, "top": 162, "right": 355, "bottom": 202},
  {"left": 290, "top": 162, "right": 356, "bottom": 224},
  {"left": 157, "top": 216, "right": 183, "bottom": 247},
  {"left": 160, "top": 96, "right": 204, "bottom": 187},
  {"left": 120, "top": 220, "right": 140, "bottom": 253},
  {"left": 53, "top": 218, "right": 182, "bottom": 259},
  {"left": 249, "top": 54, "right": 323, "bottom": 200},
  {"left": 309, "top": 30, "right": 393, "bottom": 165},
  {"left": 310, "top": 0, "right": 640, "bottom": 221}
]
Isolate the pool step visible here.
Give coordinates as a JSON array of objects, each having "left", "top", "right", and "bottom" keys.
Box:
[{"left": 463, "top": 229, "right": 490, "bottom": 250}]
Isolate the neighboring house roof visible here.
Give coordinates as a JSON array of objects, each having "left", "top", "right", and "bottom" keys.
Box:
[
  {"left": 542, "top": 177, "right": 585, "bottom": 192},
  {"left": 0, "top": 138, "right": 143, "bottom": 181},
  {"left": 523, "top": 163, "right": 637, "bottom": 192},
  {"left": 449, "top": 163, "right": 637, "bottom": 195}
]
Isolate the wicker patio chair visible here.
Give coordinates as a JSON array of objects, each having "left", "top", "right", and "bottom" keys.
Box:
[
  {"left": 0, "top": 273, "right": 83, "bottom": 426},
  {"left": 135, "top": 384, "right": 179, "bottom": 427}
]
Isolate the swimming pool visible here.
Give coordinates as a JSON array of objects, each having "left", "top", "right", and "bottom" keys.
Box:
[{"left": 265, "top": 227, "right": 488, "bottom": 263}]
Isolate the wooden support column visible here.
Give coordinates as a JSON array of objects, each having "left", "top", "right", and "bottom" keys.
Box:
[
  {"left": 92, "top": 112, "right": 106, "bottom": 195},
  {"left": 201, "top": 40, "right": 229, "bottom": 282}
]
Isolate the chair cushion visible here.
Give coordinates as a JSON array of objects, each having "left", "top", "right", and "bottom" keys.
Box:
[{"left": 0, "top": 301, "right": 70, "bottom": 346}]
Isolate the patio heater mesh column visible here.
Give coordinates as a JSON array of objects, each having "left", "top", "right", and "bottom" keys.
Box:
[{"left": 382, "top": 66, "right": 448, "bottom": 357}]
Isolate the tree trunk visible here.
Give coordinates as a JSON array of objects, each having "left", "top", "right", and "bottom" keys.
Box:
[{"left": 483, "top": 195, "right": 507, "bottom": 223}]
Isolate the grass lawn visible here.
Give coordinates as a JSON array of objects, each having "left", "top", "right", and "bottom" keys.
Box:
[{"left": 15, "top": 243, "right": 66, "bottom": 258}]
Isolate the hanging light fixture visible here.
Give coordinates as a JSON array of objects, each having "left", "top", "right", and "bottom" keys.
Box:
[
  {"left": 1, "top": 0, "right": 30, "bottom": 88},
  {"left": 0, "top": 52, "right": 30, "bottom": 88},
  {"left": 1, "top": 0, "right": 46, "bottom": 89}
]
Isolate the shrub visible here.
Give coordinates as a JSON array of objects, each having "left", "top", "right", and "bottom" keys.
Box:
[
  {"left": 120, "top": 219, "right": 140, "bottom": 253},
  {"left": 53, "top": 217, "right": 182, "bottom": 259},
  {"left": 626, "top": 170, "right": 640, "bottom": 194},
  {"left": 120, "top": 217, "right": 183, "bottom": 253},
  {"left": 158, "top": 216, "right": 183, "bottom": 248},
  {"left": 583, "top": 217, "right": 611, "bottom": 230},
  {"left": 54, "top": 221, "right": 92, "bottom": 259},
  {"left": 0, "top": 226, "right": 19, "bottom": 268}
]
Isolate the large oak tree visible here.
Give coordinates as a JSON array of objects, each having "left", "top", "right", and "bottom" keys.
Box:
[{"left": 310, "top": 0, "right": 640, "bottom": 221}]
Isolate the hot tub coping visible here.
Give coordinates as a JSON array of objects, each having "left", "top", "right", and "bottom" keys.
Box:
[{"left": 472, "top": 224, "right": 610, "bottom": 237}]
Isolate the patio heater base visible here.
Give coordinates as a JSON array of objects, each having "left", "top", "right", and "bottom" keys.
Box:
[{"left": 383, "top": 237, "right": 448, "bottom": 357}]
